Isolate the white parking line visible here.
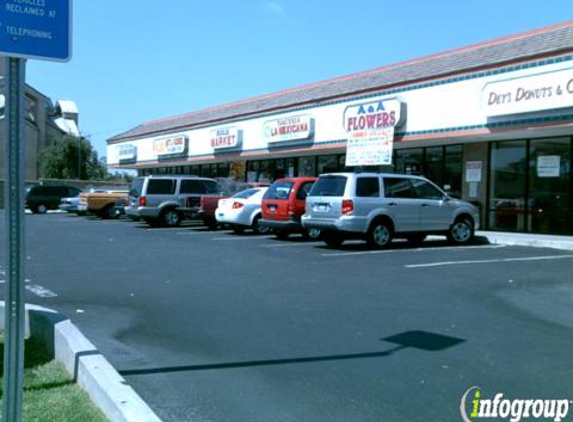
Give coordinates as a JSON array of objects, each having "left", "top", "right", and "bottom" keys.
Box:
[
  {"left": 405, "top": 254, "right": 573, "bottom": 268},
  {"left": 322, "top": 244, "right": 506, "bottom": 257},
  {"left": 25, "top": 284, "right": 58, "bottom": 298}
]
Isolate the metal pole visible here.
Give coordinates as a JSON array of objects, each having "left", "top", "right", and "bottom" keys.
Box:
[{"left": 3, "top": 57, "right": 26, "bottom": 422}]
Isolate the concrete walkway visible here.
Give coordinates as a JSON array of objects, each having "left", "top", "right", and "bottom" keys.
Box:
[{"left": 477, "top": 230, "right": 573, "bottom": 251}]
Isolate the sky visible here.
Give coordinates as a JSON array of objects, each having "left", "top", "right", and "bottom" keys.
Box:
[{"left": 25, "top": 0, "right": 572, "bottom": 161}]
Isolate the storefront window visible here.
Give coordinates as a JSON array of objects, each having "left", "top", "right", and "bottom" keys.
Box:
[
  {"left": 286, "top": 158, "right": 296, "bottom": 177},
  {"left": 425, "top": 147, "right": 443, "bottom": 186},
  {"left": 528, "top": 137, "right": 571, "bottom": 234},
  {"left": 444, "top": 145, "right": 463, "bottom": 198},
  {"left": 395, "top": 149, "right": 423, "bottom": 175},
  {"left": 318, "top": 155, "right": 339, "bottom": 174},
  {"left": 488, "top": 141, "right": 527, "bottom": 232},
  {"left": 259, "top": 161, "right": 271, "bottom": 183},
  {"left": 247, "top": 161, "right": 259, "bottom": 182},
  {"left": 298, "top": 156, "right": 316, "bottom": 176}
]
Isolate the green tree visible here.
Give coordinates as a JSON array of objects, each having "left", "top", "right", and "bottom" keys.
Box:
[{"left": 39, "top": 134, "right": 107, "bottom": 180}]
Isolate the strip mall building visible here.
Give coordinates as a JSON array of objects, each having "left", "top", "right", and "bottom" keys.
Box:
[{"left": 108, "top": 22, "right": 573, "bottom": 236}]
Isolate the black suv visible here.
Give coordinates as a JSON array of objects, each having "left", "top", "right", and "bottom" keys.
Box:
[{"left": 25, "top": 185, "right": 82, "bottom": 214}]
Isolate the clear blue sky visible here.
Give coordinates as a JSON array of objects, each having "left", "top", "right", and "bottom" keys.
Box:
[{"left": 25, "top": 0, "right": 572, "bottom": 160}]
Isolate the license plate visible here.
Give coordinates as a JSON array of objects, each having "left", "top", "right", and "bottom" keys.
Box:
[
  {"left": 268, "top": 205, "right": 277, "bottom": 212},
  {"left": 315, "top": 204, "right": 328, "bottom": 212}
]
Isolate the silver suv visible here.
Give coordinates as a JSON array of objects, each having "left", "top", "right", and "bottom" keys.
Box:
[
  {"left": 126, "top": 175, "right": 222, "bottom": 227},
  {"left": 301, "top": 172, "right": 479, "bottom": 248}
]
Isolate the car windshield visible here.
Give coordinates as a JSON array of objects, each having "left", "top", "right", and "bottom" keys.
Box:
[
  {"left": 232, "top": 188, "right": 261, "bottom": 199},
  {"left": 309, "top": 176, "right": 347, "bottom": 196},
  {"left": 264, "top": 181, "right": 294, "bottom": 200}
]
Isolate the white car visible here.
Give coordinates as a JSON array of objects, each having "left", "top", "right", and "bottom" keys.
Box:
[{"left": 216, "top": 187, "right": 269, "bottom": 233}]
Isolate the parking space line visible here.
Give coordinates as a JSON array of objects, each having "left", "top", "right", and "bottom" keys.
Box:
[
  {"left": 322, "top": 244, "right": 506, "bottom": 257},
  {"left": 405, "top": 254, "right": 573, "bottom": 268},
  {"left": 25, "top": 284, "right": 58, "bottom": 298}
]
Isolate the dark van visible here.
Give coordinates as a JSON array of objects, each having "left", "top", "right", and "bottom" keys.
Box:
[{"left": 26, "top": 185, "right": 82, "bottom": 214}]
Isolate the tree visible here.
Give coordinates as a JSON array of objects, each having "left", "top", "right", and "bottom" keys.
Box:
[{"left": 39, "top": 134, "right": 107, "bottom": 180}]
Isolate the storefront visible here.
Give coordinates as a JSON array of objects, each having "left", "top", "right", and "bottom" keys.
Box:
[{"left": 107, "top": 23, "right": 573, "bottom": 235}]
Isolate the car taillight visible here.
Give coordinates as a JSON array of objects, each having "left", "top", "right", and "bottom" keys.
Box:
[
  {"left": 232, "top": 202, "right": 244, "bottom": 209},
  {"left": 287, "top": 203, "right": 295, "bottom": 217},
  {"left": 341, "top": 199, "right": 354, "bottom": 215},
  {"left": 139, "top": 196, "right": 146, "bottom": 207}
]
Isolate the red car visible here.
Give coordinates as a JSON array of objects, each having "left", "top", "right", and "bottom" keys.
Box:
[{"left": 259, "top": 177, "right": 321, "bottom": 239}]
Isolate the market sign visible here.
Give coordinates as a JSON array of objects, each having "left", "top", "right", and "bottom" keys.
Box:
[
  {"left": 482, "top": 67, "right": 573, "bottom": 117},
  {"left": 117, "top": 143, "right": 137, "bottom": 161},
  {"left": 0, "top": 0, "right": 72, "bottom": 62},
  {"left": 263, "top": 114, "right": 314, "bottom": 143},
  {"left": 210, "top": 127, "right": 241, "bottom": 150},
  {"left": 153, "top": 135, "right": 188, "bottom": 156},
  {"left": 343, "top": 98, "right": 405, "bottom": 166}
]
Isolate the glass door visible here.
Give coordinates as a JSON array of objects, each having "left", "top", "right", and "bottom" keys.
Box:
[{"left": 528, "top": 137, "right": 571, "bottom": 234}]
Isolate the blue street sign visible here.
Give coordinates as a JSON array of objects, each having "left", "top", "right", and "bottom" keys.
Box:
[{"left": 0, "top": 0, "right": 72, "bottom": 62}]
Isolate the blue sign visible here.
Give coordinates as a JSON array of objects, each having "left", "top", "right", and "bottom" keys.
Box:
[{"left": 0, "top": 0, "right": 72, "bottom": 62}]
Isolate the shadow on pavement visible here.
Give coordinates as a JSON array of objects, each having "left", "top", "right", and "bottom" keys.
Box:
[
  {"left": 118, "top": 330, "right": 465, "bottom": 376},
  {"left": 316, "top": 236, "right": 491, "bottom": 252}
]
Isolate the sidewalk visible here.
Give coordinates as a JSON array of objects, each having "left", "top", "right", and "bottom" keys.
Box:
[{"left": 476, "top": 230, "right": 573, "bottom": 251}]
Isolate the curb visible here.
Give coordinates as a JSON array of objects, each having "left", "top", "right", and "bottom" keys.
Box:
[
  {"left": 476, "top": 231, "right": 573, "bottom": 251},
  {"left": 0, "top": 302, "right": 162, "bottom": 422}
]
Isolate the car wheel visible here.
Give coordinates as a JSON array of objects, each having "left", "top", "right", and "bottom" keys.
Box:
[
  {"left": 101, "top": 204, "right": 117, "bottom": 219},
  {"left": 37, "top": 204, "right": 48, "bottom": 214},
  {"left": 305, "top": 227, "right": 322, "bottom": 240},
  {"left": 252, "top": 215, "right": 269, "bottom": 234},
  {"left": 406, "top": 234, "right": 426, "bottom": 246},
  {"left": 447, "top": 217, "right": 474, "bottom": 245},
  {"left": 161, "top": 209, "right": 182, "bottom": 227},
  {"left": 367, "top": 220, "right": 393, "bottom": 249},
  {"left": 323, "top": 233, "right": 343, "bottom": 247}
]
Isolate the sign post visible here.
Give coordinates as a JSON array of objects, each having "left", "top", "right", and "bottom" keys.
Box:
[
  {"left": 3, "top": 55, "right": 26, "bottom": 422},
  {"left": 0, "top": 1, "right": 72, "bottom": 421}
]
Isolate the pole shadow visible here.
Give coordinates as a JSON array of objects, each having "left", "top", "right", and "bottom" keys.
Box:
[{"left": 119, "top": 330, "right": 465, "bottom": 377}]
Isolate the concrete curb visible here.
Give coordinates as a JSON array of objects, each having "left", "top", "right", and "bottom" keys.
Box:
[
  {"left": 0, "top": 302, "right": 162, "bottom": 422},
  {"left": 476, "top": 231, "right": 573, "bottom": 251}
]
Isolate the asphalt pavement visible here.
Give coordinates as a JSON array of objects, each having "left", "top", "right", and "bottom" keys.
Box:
[{"left": 1, "top": 212, "right": 573, "bottom": 422}]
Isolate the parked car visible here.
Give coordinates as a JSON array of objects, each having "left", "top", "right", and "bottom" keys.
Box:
[
  {"left": 199, "top": 181, "right": 269, "bottom": 229},
  {"left": 78, "top": 190, "right": 129, "bottom": 219},
  {"left": 126, "top": 175, "right": 222, "bottom": 227},
  {"left": 259, "top": 177, "right": 321, "bottom": 239},
  {"left": 59, "top": 188, "right": 107, "bottom": 215},
  {"left": 26, "top": 185, "right": 82, "bottom": 214},
  {"left": 301, "top": 172, "right": 479, "bottom": 248},
  {"left": 215, "top": 187, "right": 269, "bottom": 233}
]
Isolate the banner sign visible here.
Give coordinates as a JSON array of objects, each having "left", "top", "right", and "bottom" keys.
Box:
[
  {"left": 263, "top": 114, "right": 314, "bottom": 143},
  {"left": 343, "top": 98, "right": 404, "bottom": 166},
  {"left": 210, "top": 127, "right": 241, "bottom": 149},
  {"left": 153, "top": 135, "right": 188, "bottom": 156},
  {"left": 346, "top": 127, "right": 394, "bottom": 166},
  {"left": 482, "top": 67, "right": 573, "bottom": 116},
  {"left": 117, "top": 143, "right": 137, "bottom": 161}
]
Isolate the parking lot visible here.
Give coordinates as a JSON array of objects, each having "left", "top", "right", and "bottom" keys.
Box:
[{"left": 2, "top": 212, "right": 573, "bottom": 422}]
